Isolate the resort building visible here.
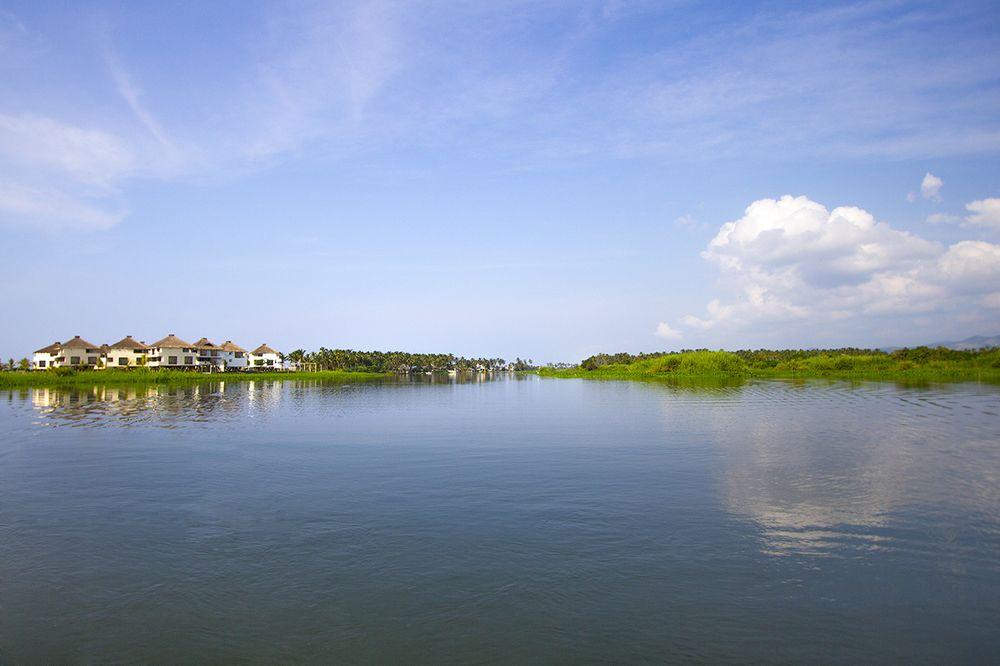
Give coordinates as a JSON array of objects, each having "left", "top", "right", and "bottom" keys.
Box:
[
  {"left": 32, "top": 341, "right": 62, "bottom": 369},
  {"left": 219, "top": 341, "right": 250, "bottom": 370},
  {"left": 250, "top": 344, "right": 282, "bottom": 369},
  {"left": 60, "top": 336, "right": 105, "bottom": 367},
  {"left": 147, "top": 334, "right": 199, "bottom": 368},
  {"left": 194, "top": 338, "right": 226, "bottom": 371},
  {"left": 29, "top": 334, "right": 283, "bottom": 372},
  {"left": 105, "top": 336, "right": 149, "bottom": 368}
]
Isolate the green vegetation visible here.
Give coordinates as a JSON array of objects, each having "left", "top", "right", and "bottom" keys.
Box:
[
  {"left": 286, "top": 348, "right": 535, "bottom": 373},
  {"left": 539, "top": 347, "right": 1000, "bottom": 383},
  {"left": 0, "top": 368, "right": 388, "bottom": 389},
  {"left": 1, "top": 347, "right": 542, "bottom": 389}
]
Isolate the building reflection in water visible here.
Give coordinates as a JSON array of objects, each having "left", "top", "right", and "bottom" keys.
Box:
[
  {"left": 23, "top": 373, "right": 522, "bottom": 428},
  {"left": 28, "top": 380, "right": 287, "bottom": 428}
]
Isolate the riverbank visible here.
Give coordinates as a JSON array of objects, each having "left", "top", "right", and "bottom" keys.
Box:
[
  {"left": 538, "top": 349, "right": 1000, "bottom": 383},
  {"left": 0, "top": 369, "right": 390, "bottom": 389}
]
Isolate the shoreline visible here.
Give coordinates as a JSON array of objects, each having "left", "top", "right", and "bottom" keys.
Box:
[
  {"left": 538, "top": 349, "right": 1000, "bottom": 384},
  {"left": 537, "top": 367, "right": 1000, "bottom": 384},
  {"left": 0, "top": 369, "right": 391, "bottom": 389}
]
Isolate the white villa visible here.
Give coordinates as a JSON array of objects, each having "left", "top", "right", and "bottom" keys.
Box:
[
  {"left": 32, "top": 335, "right": 105, "bottom": 369},
  {"left": 250, "top": 344, "right": 282, "bottom": 369},
  {"left": 31, "top": 334, "right": 283, "bottom": 372},
  {"left": 220, "top": 341, "right": 251, "bottom": 370},
  {"left": 105, "top": 336, "right": 150, "bottom": 368}
]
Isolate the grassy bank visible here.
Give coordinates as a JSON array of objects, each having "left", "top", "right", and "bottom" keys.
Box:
[
  {"left": 539, "top": 348, "right": 1000, "bottom": 383},
  {"left": 0, "top": 368, "right": 389, "bottom": 389}
]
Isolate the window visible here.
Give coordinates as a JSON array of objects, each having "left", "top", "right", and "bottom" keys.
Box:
[
  {"left": 266, "top": 359, "right": 274, "bottom": 366},
  {"left": 38, "top": 360, "right": 46, "bottom": 368},
  {"left": 88, "top": 357, "right": 97, "bottom": 365},
  {"left": 168, "top": 356, "right": 178, "bottom": 365},
  {"left": 185, "top": 356, "right": 193, "bottom": 365},
  {"left": 118, "top": 357, "right": 128, "bottom": 366},
  {"left": 70, "top": 357, "right": 80, "bottom": 365}
]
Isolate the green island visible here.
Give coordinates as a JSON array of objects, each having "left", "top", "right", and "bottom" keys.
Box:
[{"left": 538, "top": 347, "right": 1000, "bottom": 383}]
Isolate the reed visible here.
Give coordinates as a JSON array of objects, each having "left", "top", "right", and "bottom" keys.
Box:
[{"left": 539, "top": 348, "right": 1000, "bottom": 383}]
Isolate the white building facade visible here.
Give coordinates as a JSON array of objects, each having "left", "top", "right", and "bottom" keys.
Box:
[
  {"left": 30, "top": 334, "right": 282, "bottom": 372},
  {"left": 59, "top": 336, "right": 104, "bottom": 367},
  {"left": 32, "top": 341, "right": 63, "bottom": 370},
  {"left": 250, "top": 344, "right": 283, "bottom": 370},
  {"left": 147, "top": 334, "right": 199, "bottom": 369},
  {"left": 105, "top": 336, "right": 150, "bottom": 368},
  {"left": 219, "top": 341, "right": 250, "bottom": 370}
]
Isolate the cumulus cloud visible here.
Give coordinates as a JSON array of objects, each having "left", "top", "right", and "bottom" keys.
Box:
[
  {"left": 921, "top": 172, "right": 943, "bottom": 201},
  {"left": 654, "top": 321, "right": 682, "bottom": 340},
  {"left": 964, "top": 198, "right": 1000, "bottom": 231},
  {"left": 678, "top": 195, "right": 1000, "bottom": 335},
  {"left": 923, "top": 198, "right": 1000, "bottom": 232}
]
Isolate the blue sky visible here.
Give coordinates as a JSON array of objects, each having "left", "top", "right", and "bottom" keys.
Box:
[{"left": 1, "top": 0, "right": 999, "bottom": 362}]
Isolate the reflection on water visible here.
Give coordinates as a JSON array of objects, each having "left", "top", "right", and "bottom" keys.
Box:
[
  {"left": 1, "top": 376, "right": 998, "bottom": 662},
  {"left": 650, "top": 380, "right": 1000, "bottom": 560},
  {"left": 26, "top": 381, "right": 286, "bottom": 428}
]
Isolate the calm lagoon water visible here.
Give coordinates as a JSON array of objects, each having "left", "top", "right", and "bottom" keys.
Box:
[{"left": 1, "top": 375, "right": 998, "bottom": 662}]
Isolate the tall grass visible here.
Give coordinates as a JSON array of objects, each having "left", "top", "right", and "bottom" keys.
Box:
[{"left": 540, "top": 348, "right": 1000, "bottom": 383}]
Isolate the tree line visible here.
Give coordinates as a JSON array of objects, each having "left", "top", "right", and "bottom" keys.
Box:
[
  {"left": 578, "top": 346, "right": 1000, "bottom": 371},
  {"left": 284, "top": 348, "right": 536, "bottom": 373}
]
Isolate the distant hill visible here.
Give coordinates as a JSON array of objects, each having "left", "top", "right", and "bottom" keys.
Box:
[
  {"left": 883, "top": 335, "right": 1000, "bottom": 352},
  {"left": 927, "top": 335, "right": 1000, "bottom": 350}
]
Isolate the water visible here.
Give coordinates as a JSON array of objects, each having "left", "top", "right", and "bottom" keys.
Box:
[{"left": 1, "top": 376, "right": 998, "bottom": 663}]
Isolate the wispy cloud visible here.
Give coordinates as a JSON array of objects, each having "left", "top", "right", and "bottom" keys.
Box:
[
  {"left": 0, "top": 181, "right": 126, "bottom": 231},
  {"left": 105, "top": 52, "right": 181, "bottom": 166},
  {"left": 3, "top": 1, "right": 1000, "bottom": 232},
  {"left": 0, "top": 114, "right": 132, "bottom": 231},
  {"left": 0, "top": 113, "right": 132, "bottom": 189}
]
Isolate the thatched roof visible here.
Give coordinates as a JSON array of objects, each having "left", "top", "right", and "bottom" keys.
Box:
[
  {"left": 193, "top": 337, "right": 220, "bottom": 350},
  {"left": 252, "top": 344, "right": 280, "bottom": 355},
  {"left": 61, "top": 335, "right": 99, "bottom": 349},
  {"left": 34, "top": 341, "right": 61, "bottom": 354},
  {"left": 219, "top": 340, "right": 247, "bottom": 353},
  {"left": 108, "top": 336, "right": 148, "bottom": 350},
  {"left": 150, "top": 334, "right": 194, "bottom": 348}
]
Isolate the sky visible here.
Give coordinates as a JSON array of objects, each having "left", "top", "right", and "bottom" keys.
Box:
[{"left": 1, "top": 0, "right": 999, "bottom": 362}]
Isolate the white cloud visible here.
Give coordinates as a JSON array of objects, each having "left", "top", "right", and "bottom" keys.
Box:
[
  {"left": 674, "top": 214, "right": 697, "bottom": 226},
  {"left": 964, "top": 198, "right": 1000, "bottom": 230},
  {"left": 922, "top": 198, "right": 1000, "bottom": 232},
  {"left": 654, "top": 321, "right": 682, "bottom": 340},
  {"left": 921, "top": 172, "right": 943, "bottom": 201},
  {"left": 0, "top": 114, "right": 133, "bottom": 231},
  {"left": 0, "top": 182, "right": 126, "bottom": 231},
  {"left": 679, "top": 195, "right": 1000, "bottom": 335},
  {"left": 926, "top": 212, "right": 960, "bottom": 224},
  {"left": 0, "top": 114, "right": 133, "bottom": 188}
]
